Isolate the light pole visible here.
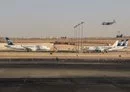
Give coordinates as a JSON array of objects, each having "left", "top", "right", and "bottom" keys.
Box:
[
  {"left": 80, "top": 22, "right": 85, "bottom": 52},
  {"left": 77, "top": 23, "right": 81, "bottom": 52},
  {"left": 74, "top": 25, "right": 77, "bottom": 52},
  {"left": 74, "top": 24, "right": 79, "bottom": 52},
  {"left": 74, "top": 22, "right": 85, "bottom": 53}
]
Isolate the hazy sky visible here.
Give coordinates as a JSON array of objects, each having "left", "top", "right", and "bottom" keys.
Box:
[{"left": 0, "top": 0, "right": 130, "bottom": 38}]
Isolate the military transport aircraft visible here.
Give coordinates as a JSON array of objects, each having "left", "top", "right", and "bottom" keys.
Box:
[{"left": 102, "top": 20, "right": 116, "bottom": 25}]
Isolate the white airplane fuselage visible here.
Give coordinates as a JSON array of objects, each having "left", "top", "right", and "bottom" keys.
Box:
[
  {"left": 87, "top": 45, "right": 112, "bottom": 52},
  {"left": 108, "top": 46, "right": 126, "bottom": 51},
  {"left": 87, "top": 44, "right": 127, "bottom": 52},
  {"left": 5, "top": 45, "right": 25, "bottom": 51},
  {"left": 5, "top": 45, "right": 50, "bottom": 51}
]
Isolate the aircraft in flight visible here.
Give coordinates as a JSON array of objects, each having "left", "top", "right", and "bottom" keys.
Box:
[
  {"left": 4, "top": 37, "right": 51, "bottom": 52},
  {"left": 87, "top": 39, "right": 129, "bottom": 52},
  {"left": 102, "top": 20, "right": 116, "bottom": 25}
]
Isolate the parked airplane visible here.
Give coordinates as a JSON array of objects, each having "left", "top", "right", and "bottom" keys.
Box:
[
  {"left": 108, "top": 39, "right": 129, "bottom": 51},
  {"left": 4, "top": 37, "right": 51, "bottom": 52},
  {"left": 87, "top": 39, "right": 128, "bottom": 52},
  {"left": 102, "top": 20, "right": 116, "bottom": 25}
]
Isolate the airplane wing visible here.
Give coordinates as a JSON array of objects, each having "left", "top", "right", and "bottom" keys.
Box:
[
  {"left": 21, "top": 45, "right": 37, "bottom": 52},
  {"left": 21, "top": 45, "right": 50, "bottom": 52},
  {"left": 95, "top": 46, "right": 112, "bottom": 52},
  {"left": 21, "top": 46, "right": 33, "bottom": 52}
]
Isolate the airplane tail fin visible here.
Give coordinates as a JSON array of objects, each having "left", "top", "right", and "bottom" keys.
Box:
[
  {"left": 5, "top": 37, "right": 14, "bottom": 45},
  {"left": 122, "top": 39, "right": 129, "bottom": 47},
  {"left": 117, "top": 40, "right": 124, "bottom": 46},
  {"left": 112, "top": 40, "right": 119, "bottom": 47}
]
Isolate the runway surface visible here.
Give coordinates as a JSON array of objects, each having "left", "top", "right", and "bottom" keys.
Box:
[
  {"left": 0, "top": 53, "right": 129, "bottom": 92},
  {"left": 0, "top": 77, "right": 130, "bottom": 92},
  {"left": 0, "top": 52, "right": 130, "bottom": 59},
  {"left": 0, "top": 61, "right": 129, "bottom": 92},
  {"left": 0, "top": 67, "right": 130, "bottom": 78}
]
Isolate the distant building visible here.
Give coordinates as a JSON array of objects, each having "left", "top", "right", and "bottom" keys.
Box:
[
  {"left": 60, "top": 36, "right": 67, "bottom": 39},
  {"left": 116, "top": 31, "right": 123, "bottom": 38},
  {"left": 116, "top": 34, "right": 123, "bottom": 38}
]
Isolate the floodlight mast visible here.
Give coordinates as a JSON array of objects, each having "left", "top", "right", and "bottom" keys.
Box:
[
  {"left": 80, "top": 22, "right": 85, "bottom": 52},
  {"left": 77, "top": 23, "right": 81, "bottom": 52},
  {"left": 73, "top": 25, "right": 76, "bottom": 51},
  {"left": 74, "top": 24, "right": 79, "bottom": 52},
  {"left": 74, "top": 21, "right": 85, "bottom": 53}
]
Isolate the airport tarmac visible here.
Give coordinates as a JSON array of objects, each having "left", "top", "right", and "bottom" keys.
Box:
[
  {"left": 0, "top": 51, "right": 129, "bottom": 92},
  {"left": 0, "top": 51, "right": 129, "bottom": 59},
  {"left": 0, "top": 63, "right": 129, "bottom": 92},
  {"left": 0, "top": 42, "right": 129, "bottom": 92},
  {"left": 0, "top": 77, "right": 129, "bottom": 92},
  {"left": 0, "top": 67, "right": 129, "bottom": 78},
  {"left": 0, "top": 57, "right": 129, "bottom": 78}
]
